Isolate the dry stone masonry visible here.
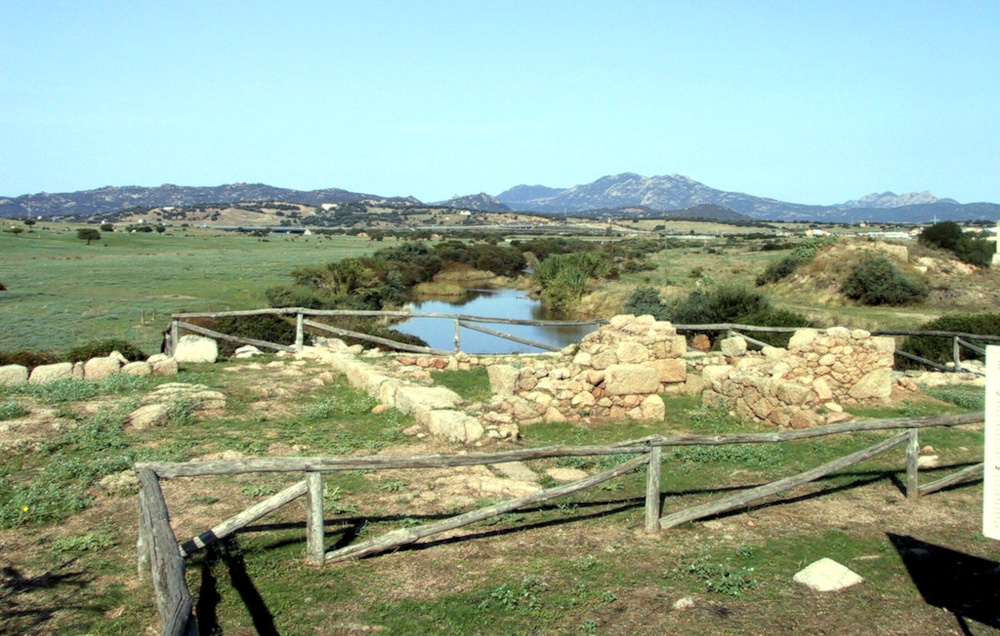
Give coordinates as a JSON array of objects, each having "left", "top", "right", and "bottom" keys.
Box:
[
  {"left": 482, "top": 314, "right": 688, "bottom": 424},
  {"left": 701, "top": 327, "right": 896, "bottom": 428}
]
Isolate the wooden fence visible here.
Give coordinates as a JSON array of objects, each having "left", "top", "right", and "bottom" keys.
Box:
[
  {"left": 135, "top": 411, "right": 983, "bottom": 635},
  {"left": 166, "top": 309, "right": 998, "bottom": 373}
]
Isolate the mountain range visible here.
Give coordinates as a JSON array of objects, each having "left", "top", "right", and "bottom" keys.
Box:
[{"left": 2, "top": 173, "right": 997, "bottom": 223}]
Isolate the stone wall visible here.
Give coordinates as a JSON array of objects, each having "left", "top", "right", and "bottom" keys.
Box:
[
  {"left": 483, "top": 314, "right": 689, "bottom": 424},
  {"left": 701, "top": 327, "right": 896, "bottom": 428}
]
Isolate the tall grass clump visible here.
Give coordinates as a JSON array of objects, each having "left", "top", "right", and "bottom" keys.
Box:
[{"left": 755, "top": 238, "right": 834, "bottom": 286}]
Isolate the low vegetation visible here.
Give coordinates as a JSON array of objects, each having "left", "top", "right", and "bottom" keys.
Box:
[
  {"left": 900, "top": 312, "right": 1000, "bottom": 367},
  {"left": 841, "top": 254, "right": 928, "bottom": 306},
  {"left": 919, "top": 220, "right": 995, "bottom": 267}
]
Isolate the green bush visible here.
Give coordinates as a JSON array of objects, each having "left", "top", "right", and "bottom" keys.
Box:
[
  {"left": 213, "top": 314, "right": 297, "bottom": 357},
  {"left": 919, "top": 221, "right": 996, "bottom": 267},
  {"left": 67, "top": 339, "right": 145, "bottom": 363},
  {"left": 667, "top": 285, "right": 770, "bottom": 325},
  {"left": 0, "top": 280, "right": 6, "bottom": 291},
  {"left": 624, "top": 286, "right": 670, "bottom": 320},
  {"left": 533, "top": 252, "right": 612, "bottom": 313},
  {"left": 739, "top": 308, "right": 817, "bottom": 347},
  {"left": 841, "top": 255, "right": 927, "bottom": 306},
  {"left": 900, "top": 312, "right": 1000, "bottom": 367}
]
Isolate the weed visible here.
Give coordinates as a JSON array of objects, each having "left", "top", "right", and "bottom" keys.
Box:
[
  {"left": 375, "top": 479, "right": 407, "bottom": 493},
  {"left": 241, "top": 484, "right": 278, "bottom": 498},
  {"left": 0, "top": 400, "right": 29, "bottom": 421},
  {"left": 924, "top": 386, "right": 985, "bottom": 411},
  {"left": 51, "top": 526, "right": 116, "bottom": 553},
  {"left": 324, "top": 485, "right": 359, "bottom": 515},
  {"left": 579, "top": 618, "right": 599, "bottom": 633},
  {"left": 190, "top": 495, "right": 219, "bottom": 505},
  {"left": 673, "top": 549, "right": 759, "bottom": 598}
]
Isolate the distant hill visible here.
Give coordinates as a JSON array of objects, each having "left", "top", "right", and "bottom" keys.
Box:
[
  {"left": 0, "top": 183, "right": 420, "bottom": 219},
  {"left": 438, "top": 192, "right": 511, "bottom": 212},
  {"left": 566, "top": 204, "right": 752, "bottom": 223},
  {"left": 495, "top": 173, "right": 1000, "bottom": 223},
  {"left": 3, "top": 174, "right": 997, "bottom": 223}
]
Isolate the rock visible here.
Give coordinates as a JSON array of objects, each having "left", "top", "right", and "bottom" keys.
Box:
[
  {"left": 72, "top": 361, "right": 84, "bottom": 380},
  {"left": 788, "top": 329, "right": 819, "bottom": 351},
  {"left": 690, "top": 334, "right": 712, "bottom": 351},
  {"left": 84, "top": 356, "right": 121, "bottom": 380},
  {"left": 616, "top": 341, "right": 650, "bottom": 364},
  {"left": 122, "top": 361, "right": 153, "bottom": 376},
  {"left": 544, "top": 407, "right": 567, "bottom": 423},
  {"left": 848, "top": 368, "right": 892, "bottom": 400},
  {"left": 647, "top": 358, "right": 687, "bottom": 384},
  {"left": 812, "top": 378, "right": 834, "bottom": 401},
  {"left": 0, "top": 364, "right": 29, "bottom": 386},
  {"left": 173, "top": 335, "right": 219, "bottom": 364},
  {"left": 491, "top": 461, "right": 539, "bottom": 482},
  {"left": 672, "top": 597, "right": 695, "bottom": 611},
  {"left": 776, "top": 382, "right": 813, "bottom": 406},
  {"left": 720, "top": 337, "right": 748, "bottom": 357},
  {"left": 394, "top": 386, "right": 463, "bottom": 416},
  {"left": 639, "top": 394, "right": 666, "bottom": 421},
  {"left": 487, "top": 365, "right": 519, "bottom": 397},
  {"left": 917, "top": 454, "right": 939, "bottom": 469},
  {"left": 147, "top": 353, "right": 169, "bottom": 364},
  {"left": 793, "top": 558, "right": 864, "bottom": 592},
  {"left": 546, "top": 467, "right": 589, "bottom": 482},
  {"left": 152, "top": 357, "right": 179, "bottom": 376},
  {"left": 424, "top": 410, "right": 484, "bottom": 443},
  {"left": 29, "top": 362, "right": 73, "bottom": 384},
  {"left": 234, "top": 345, "right": 263, "bottom": 358},
  {"left": 128, "top": 403, "right": 171, "bottom": 429},
  {"left": 603, "top": 364, "right": 661, "bottom": 395}
]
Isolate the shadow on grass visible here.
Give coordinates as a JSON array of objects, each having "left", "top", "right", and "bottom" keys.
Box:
[
  {"left": 196, "top": 539, "right": 278, "bottom": 636},
  {"left": 888, "top": 533, "right": 999, "bottom": 634},
  {"left": 0, "top": 561, "right": 94, "bottom": 634}
]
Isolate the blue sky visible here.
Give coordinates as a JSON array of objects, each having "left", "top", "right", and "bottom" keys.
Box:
[{"left": 2, "top": 1, "right": 997, "bottom": 204}]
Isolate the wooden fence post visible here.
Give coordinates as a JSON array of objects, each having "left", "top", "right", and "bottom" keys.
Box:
[
  {"left": 170, "top": 319, "right": 179, "bottom": 355},
  {"left": 644, "top": 446, "right": 662, "bottom": 532},
  {"left": 295, "top": 312, "right": 305, "bottom": 352},
  {"left": 454, "top": 318, "right": 461, "bottom": 353},
  {"left": 137, "top": 485, "right": 150, "bottom": 580},
  {"left": 906, "top": 428, "right": 920, "bottom": 498},
  {"left": 306, "top": 472, "right": 325, "bottom": 565}
]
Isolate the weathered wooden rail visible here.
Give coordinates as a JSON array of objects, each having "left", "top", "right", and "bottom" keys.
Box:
[
  {"left": 166, "top": 309, "right": 996, "bottom": 373},
  {"left": 167, "top": 307, "right": 604, "bottom": 357},
  {"left": 135, "top": 411, "right": 984, "bottom": 635}
]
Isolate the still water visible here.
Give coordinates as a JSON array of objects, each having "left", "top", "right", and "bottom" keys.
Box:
[{"left": 393, "top": 288, "right": 598, "bottom": 354}]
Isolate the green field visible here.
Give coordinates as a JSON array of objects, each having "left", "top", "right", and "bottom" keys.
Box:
[{"left": 0, "top": 227, "right": 378, "bottom": 354}]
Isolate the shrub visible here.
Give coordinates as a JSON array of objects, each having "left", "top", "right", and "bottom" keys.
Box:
[
  {"left": 739, "top": 308, "right": 817, "bottom": 347},
  {"left": 0, "top": 281, "right": 6, "bottom": 291},
  {"left": 76, "top": 228, "right": 101, "bottom": 244},
  {"left": 624, "top": 286, "right": 670, "bottom": 320},
  {"left": 213, "top": 314, "right": 297, "bottom": 357},
  {"left": 67, "top": 339, "right": 145, "bottom": 363},
  {"left": 841, "top": 255, "right": 928, "bottom": 306},
  {"left": 919, "top": 221, "right": 996, "bottom": 267},
  {"left": 667, "top": 285, "right": 770, "bottom": 325},
  {"left": 900, "top": 312, "right": 1000, "bottom": 367}
]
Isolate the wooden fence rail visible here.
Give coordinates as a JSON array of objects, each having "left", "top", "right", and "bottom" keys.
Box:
[{"left": 135, "top": 411, "right": 984, "bottom": 635}]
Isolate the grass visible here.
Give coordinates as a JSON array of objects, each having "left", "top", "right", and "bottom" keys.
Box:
[
  {"left": 432, "top": 367, "right": 493, "bottom": 403},
  {"left": 0, "top": 227, "right": 378, "bottom": 354}
]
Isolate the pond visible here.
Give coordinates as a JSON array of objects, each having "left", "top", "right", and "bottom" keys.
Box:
[{"left": 393, "top": 288, "right": 598, "bottom": 354}]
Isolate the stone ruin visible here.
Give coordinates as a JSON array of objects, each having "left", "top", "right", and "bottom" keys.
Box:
[
  {"left": 701, "top": 327, "right": 896, "bottom": 428},
  {"left": 482, "top": 314, "right": 689, "bottom": 425}
]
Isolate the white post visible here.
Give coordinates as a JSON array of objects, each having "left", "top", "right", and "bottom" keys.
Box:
[{"left": 985, "top": 346, "right": 1000, "bottom": 540}]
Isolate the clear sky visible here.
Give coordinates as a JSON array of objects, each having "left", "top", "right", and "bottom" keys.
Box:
[{"left": 1, "top": 1, "right": 997, "bottom": 205}]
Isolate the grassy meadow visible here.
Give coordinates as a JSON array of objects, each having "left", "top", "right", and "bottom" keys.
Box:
[{"left": 0, "top": 226, "right": 378, "bottom": 354}]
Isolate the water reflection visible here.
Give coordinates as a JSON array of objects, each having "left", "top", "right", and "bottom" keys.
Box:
[{"left": 394, "top": 288, "right": 597, "bottom": 354}]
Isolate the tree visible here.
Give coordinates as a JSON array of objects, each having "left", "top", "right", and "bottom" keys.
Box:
[
  {"left": 100, "top": 223, "right": 114, "bottom": 232},
  {"left": 77, "top": 228, "right": 101, "bottom": 245},
  {"left": 22, "top": 219, "right": 36, "bottom": 226},
  {"left": 155, "top": 225, "right": 166, "bottom": 234},
  {"left": 8, "top": 226, "right": 24, "bottom": 235}
]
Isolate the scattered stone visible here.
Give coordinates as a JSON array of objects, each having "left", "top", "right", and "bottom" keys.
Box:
[
  {"left": 99, "top": 469, "right": 139, "bottom": 496},
  {"left": 491, "top": 461, "right": 539, "bottom": 483},
  {"left": 152, "top": 357, "right": 179, "bottom": 376},
  {"left": 0, "top": 364, "right": 28, "bottom": 386},
  {"left": 720, "top": 337, "right": 748, "bottom": 357},
  {"left": 122, "top": 361, "right": 153, "bottom": 376},
  {"left": 917, "top": 454, "right": 940, "bottom": 469},
  {"left": 128, "top": 403, "right": 171, "bottom": 429},
  {"left": 487, "top": 365, "right": 519, "bottom": 396},
  {"left": 84, "top": 356, "right": 121, "bottom": 380},
  {"left": 29, "top": 362, "right": 73, "bottom": 385},
  {"left": 793, "top": 558, "right": 864, "bottom": 592},
  {"left": 234, "top": 345, "right": 264, "bottom": 358},
  {"left": 173, "top": 335, "right": 219, "bottom": 364},
  {"left": 672, "top": 597, "right": 695, "bottom": 611}
]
